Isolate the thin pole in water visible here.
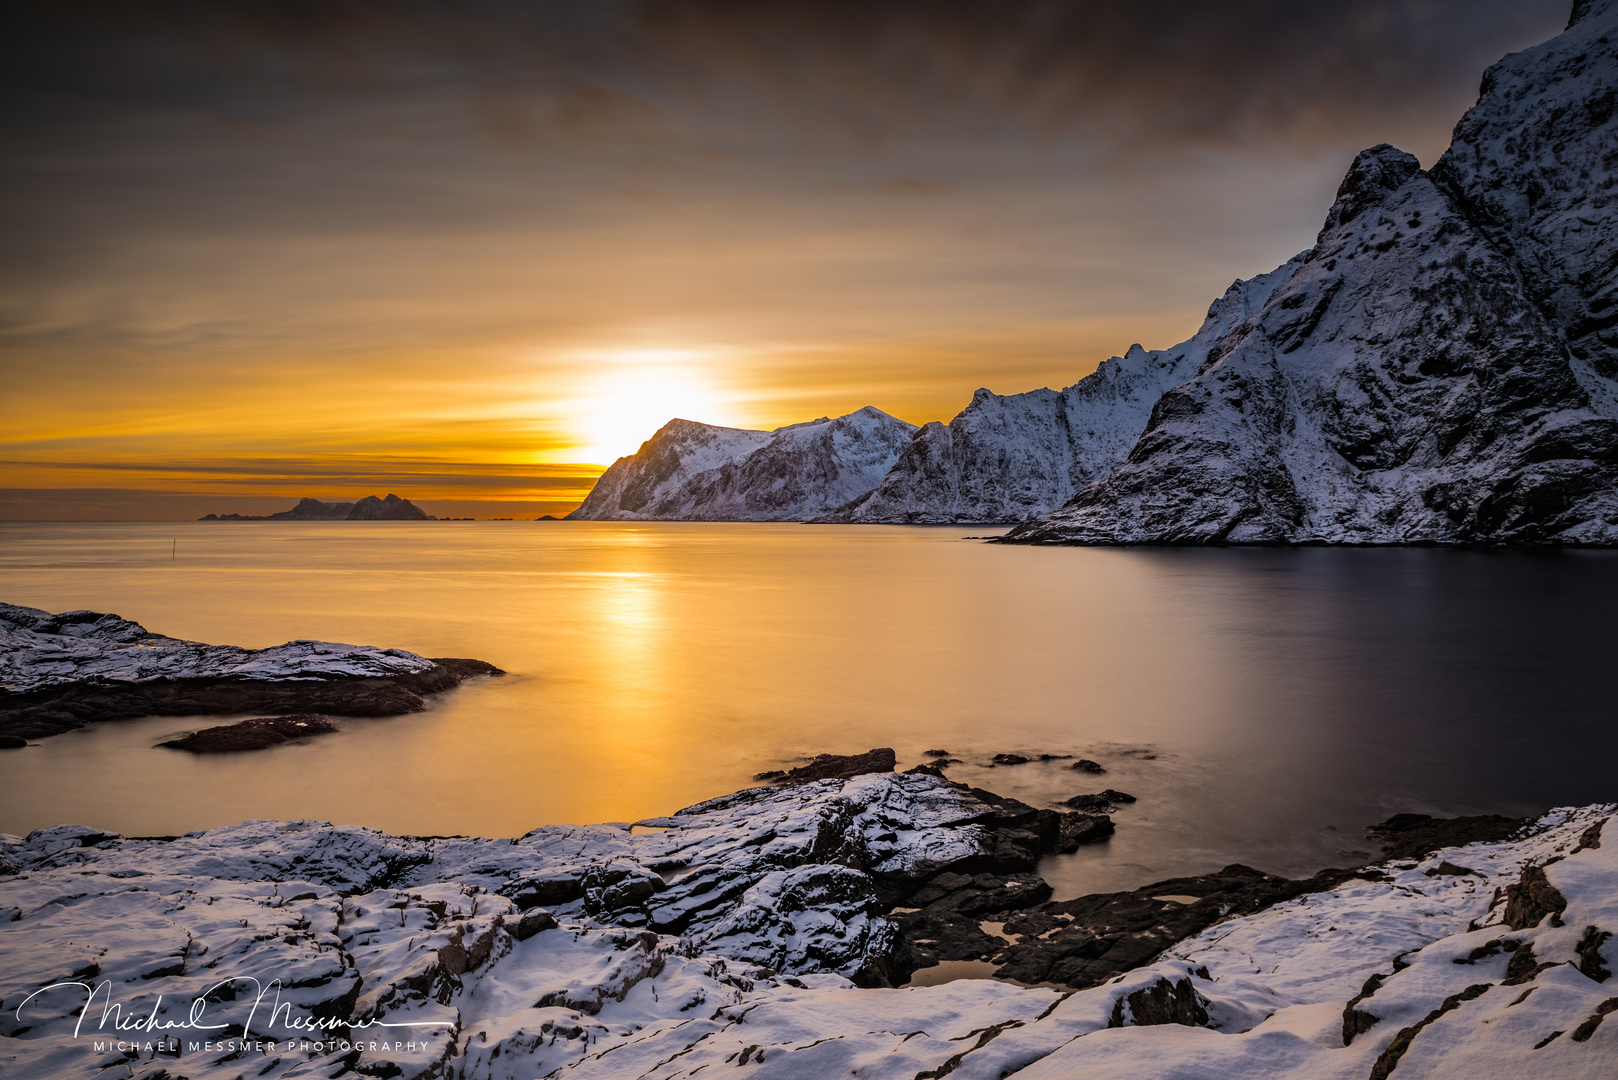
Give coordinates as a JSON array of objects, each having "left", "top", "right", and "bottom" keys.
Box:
[{"left": 172, "top": 539, "right": 176, "bottom": 560}]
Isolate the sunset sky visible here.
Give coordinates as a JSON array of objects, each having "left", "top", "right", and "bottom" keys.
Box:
[{"left": 1, "top": 0, "right": 1569, "bottom": 519}]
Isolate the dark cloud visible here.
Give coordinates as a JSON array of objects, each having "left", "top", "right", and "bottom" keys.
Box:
[{"left": 2, "top": 0, "right": 1571, "bottom": 152}]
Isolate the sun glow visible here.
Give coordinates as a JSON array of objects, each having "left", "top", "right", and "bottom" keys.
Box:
[{"left": 560, "top": 349, "right": 743, "bottom": 465}]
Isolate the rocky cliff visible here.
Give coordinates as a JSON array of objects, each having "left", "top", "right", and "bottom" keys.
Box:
[
  {"left": 566, "top": 406, "right": 917, "bottom": 521},
  {"left": 820, "top": 259, "right": 1304, "bottom": 523},
  {"left": 1007, "top": 2, "right": 1618, "bottom": 544}
]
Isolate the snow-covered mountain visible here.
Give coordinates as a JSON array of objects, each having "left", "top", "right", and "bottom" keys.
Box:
[
  {"left": 566, "top": 406, "right": 917, "bottom": 521},
  {"left": 1008, "top": 1, "right": 1618, "bottom": 544},
  {"left": 820, "top": 258, "right": 1304, "bottom": 523}
]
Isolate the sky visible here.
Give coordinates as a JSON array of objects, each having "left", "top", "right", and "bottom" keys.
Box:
[{"left": 0, "top": 0, "right": 1572, "bottom": 519}]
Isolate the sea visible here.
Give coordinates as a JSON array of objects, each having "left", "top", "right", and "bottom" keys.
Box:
[{"left": 1, "top": 520, "right": 1614, "bottom": 898}]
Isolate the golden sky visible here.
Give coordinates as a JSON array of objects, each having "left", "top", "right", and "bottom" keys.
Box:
[{"left": 0, "top": 0, "right": 1569, "bottom": 518}]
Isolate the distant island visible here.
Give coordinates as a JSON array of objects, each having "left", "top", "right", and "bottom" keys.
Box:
[{"left": 200, "top": 493, "right": 434, "bottom": 521}]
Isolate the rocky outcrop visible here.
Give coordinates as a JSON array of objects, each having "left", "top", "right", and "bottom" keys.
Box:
[
  {"left": 200, "top": 493, "right": 434, "bottom": 520},
  {"left": 821, "top": 261, "right": 1303, "bottom": 524},
  {"left": 0, "top": 602, "right": 503, "bottom": 738},
  {"left": 567, "top": 407, "right": 917, "bottom": 521},
  {"left": 2, "top": 779, "right": 1613, "bottom": 1080},
  {"left": 1006, "top": 6, "right": 1618, "bottom": 545},
  {"left": 156, "top": 712, "right": 340, "bottom": 752}
]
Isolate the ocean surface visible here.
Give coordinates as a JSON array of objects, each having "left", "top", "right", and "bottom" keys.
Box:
[{"left": 1, "top": 521, "right": 1615, "bottom": 898}]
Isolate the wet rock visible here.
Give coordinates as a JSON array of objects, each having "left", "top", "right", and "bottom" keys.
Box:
[
  {"left": 904, "top": 763, "right": 948, "bottom": 778},
  {"left": 1502, "top": 863, "right": 1568, "bottom": 930},
  {"left": 1063, "top": 790, "right": 1136, "bottom": 812},
  {"left": 0, "top": 735, "right": 26, "bottom": 749},
  {"left": 923, "top": 749, "right": 953, "bottom": 758},
  {"left": 773, "top": 748, "right": 896, "bottom": 783},
  {"left": 157, "top": 713, "right": 340, "bottom": 753},
  {"left": 991, "top": 753, "right": 1030, "bottom": 766},
  {"left": 1070, "top": 759, "right": 1106, "bottom": 774},
  {"left": 1366, "top": 812, "right": 1528, "bottom": 860},
  {"left": 985, "top": 863, "right": 1377, "bottom": 991}
]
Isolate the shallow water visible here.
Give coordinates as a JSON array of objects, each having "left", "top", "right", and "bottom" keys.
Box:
[{"left": 1, "top": 521, "right": 1615, "bottom": 898}]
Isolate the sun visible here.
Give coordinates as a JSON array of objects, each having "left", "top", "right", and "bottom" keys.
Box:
[{"left": 567, "top": 349, "right": 740, "bottom": 465}]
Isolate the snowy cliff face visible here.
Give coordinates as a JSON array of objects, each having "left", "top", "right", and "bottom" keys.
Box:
[
  {"left": 822, "top": 259, "right": 1303, "bottom": 523},
  {"left": 1009, "top": 6, "right": 1618, "bottom": 545},
  {"left": 567, "top": 407, "right": 917, "bottom": 521}
]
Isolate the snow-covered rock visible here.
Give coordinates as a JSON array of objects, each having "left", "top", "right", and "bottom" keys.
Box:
[
  {"left": 3, "top": 777, "right": 1612, "bottom": 1080},
  {"left": 1008, "top": 4, "right": 1618, "bottom": 545},
  {"left": 0, "top": 603, "right": 502, "bottom": 740},
  {"left": 566, "top": 408, "right": 917, "bottom": 521},
  {"left": 0, "top": 602, "right": 438, "bottom": 695},
  {"left": 821, "top": 259, "right": 1305, "bottom": 524}
]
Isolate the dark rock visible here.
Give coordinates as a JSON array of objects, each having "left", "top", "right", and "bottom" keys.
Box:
[
  {"left": 1424, "top": 861, "right": 1481, "bottom": 878},
  {"left": 772, "top": 748, "right": 897, "bottom": 783},
  {"left": 923, "top": 749, "right": 953, "bottom": 758},
  {"left": 904, "top": 763, "right": 948, "bottom": 779},
  {"left": 1577, "top": 926, "right": 1613, "bottom": 982},
  {"left": 0, "top": 735, "right": 27, "bottom": 749},
  {"left": 1369, "top": 984, "right": 1492, "bottom": 1080},
  {"left": 1070, "top": 759, "right": 1106, "bottom": 774},
  {"left": 513, "top": 908, "right": 557, "bottom": 941},
  {"left": 1570, "top": 998, "right": 1618, "bottom": 1043},
  {"left": 1366, "top": 813, "right": 1528, "bottom": 860},
  {"left": 0, "top": 657, "right": 502, "bottom": 741},
  {"left": 1573, "top": 817, "right": 1608, "bottom": 853},
  {"left": 1342, "top": 972, "right": 1385, "bottom": 1045},
  {"left": 1111, "top": 976, "right": 1209, "bottom": 1027},
  {"left": 157, "top": 714, "right": 340, "bottom": 753},
  {"left": 1063, "top": 790, "right": 1136, "bottom": 812},
  {"left": 979, "top": 863, "right": 1380, "bottom": 991},
  {"left": 1503, "top": 941, "right": 1558, "bottom": 985},
  {"left": 1036, "top": 754, "right": 1071, "bottom": 762},
  {"left": 752, "top": 770, "right": 787, "bottom": 781},
  {"left": 1501, "top": 863, "right": 1568, "bottom": 930},
  {"left": 991, "top": 753, "right": 1030, "bottom": 766}
]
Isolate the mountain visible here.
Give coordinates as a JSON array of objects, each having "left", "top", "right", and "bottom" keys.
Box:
[
  {"left": 819, "top": 258, "right": 1304, "bottom": 523},
  {"left": 566, "top": 407, "right": 918, "bottom": 521},
  {"left": 1008, "top": 1, "right": 1618, "bottom": 544},
  {"left": 200, "top": 494, "right": 434, "bottom": 521}
]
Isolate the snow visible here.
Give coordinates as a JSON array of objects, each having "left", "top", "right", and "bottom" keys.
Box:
[
  {"left": 566, "top": 408, "right": 917, "bottom": 521},
  {"left": 2, "top": 773, "right": 1613, "bottom": 1079},
  {"left": 0, "top": 602, "right": 438, "bottom": 695}
]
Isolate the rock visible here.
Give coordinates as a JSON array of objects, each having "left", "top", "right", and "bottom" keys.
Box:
[
  {"left": 567, "top": 408, "right": 917, "bottom": 521},
  {"left": 1063, "top": 790, "right": 1136, "bottom": 812},
  {"left": 197, "top": 495, "right": 437, "bottom": 521},
  {"left": 1366, "top": 812, "right": 1528, "bottom": 860},
  {"left": 346, "top": 493, "right": 432, "bottom": 520},
  {"left": 991, "top": 753, "right": 1030, "bottom": 766},
  {"left": 1110, "top": 976, "right": 1209, "bottom": 1027},
  {"left": 1070, "top": 759, "right": 1106, "bottom": 774},
  {"left": 1577, "top": 926, "right": 1613, "bottom": 982},
  {"left": 819, "top": 272, "right": 1300, "bottom": 526},
  {"left": 923, "top": 749, "right": 953, "bottom": 757},
  {"left": 904, "top": 763, "right": 948, "bottom": 778},
  {"left": 0, "top": 735, "right": 26, "bottom": 749},
  {"left": 1501, "top": 863, "right": 1568, "bottom": 930},
  {"left": 774, "top": 747, "right": 897, "bottom": 783},
  {"left": 0, "top": 602, "right": 504, "bottom": 739},
  {"left": 1004, "top": 10, "right": 1618, "bottom": 546},
  {"left": 156, "top": 713, "right": 340, "bottom": 753}
]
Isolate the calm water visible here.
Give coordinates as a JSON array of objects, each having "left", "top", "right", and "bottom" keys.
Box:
[{"left": 1, "top": 521, "right": 1614, "bottom": 898}]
